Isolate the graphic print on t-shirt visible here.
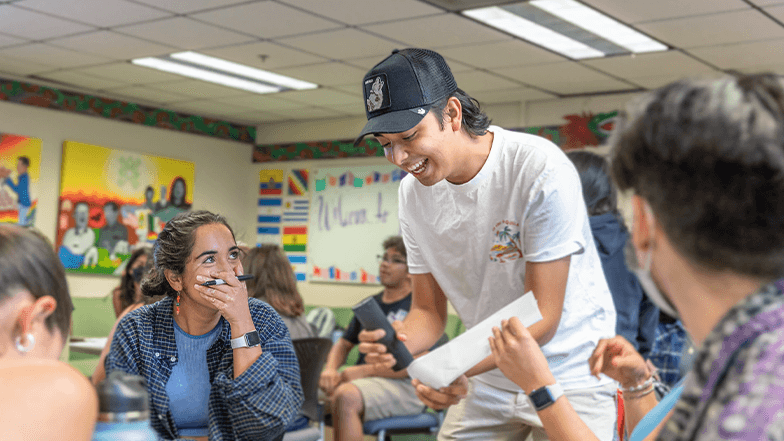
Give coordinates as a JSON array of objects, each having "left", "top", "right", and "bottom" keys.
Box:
[
  {"left": 388, "top": 309, "right": 408, "bottom": 323},
  {"left": 490, "top": 220, "right": 523, "bottom": 263}
]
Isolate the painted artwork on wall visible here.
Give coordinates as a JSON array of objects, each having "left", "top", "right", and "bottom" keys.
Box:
[
  {"left": 56, "top": 141, "right": 194, "bottom": 274},
  {"left": 0, "top": 133, "right": 42, "bottom": 226}
]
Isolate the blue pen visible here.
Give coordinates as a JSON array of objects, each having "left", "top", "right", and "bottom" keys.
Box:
[{"left": 201, "top": 274, "right": 254, "bottom": 286}]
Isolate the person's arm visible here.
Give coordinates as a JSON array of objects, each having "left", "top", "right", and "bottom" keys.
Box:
[
  {"left": 0, "top": 360, "right": 98, "bottom": 441},
  {"left": 212, "top": 302, "right": 304, "bottom": 441},
  {"left": 319, "top": 337, "right": 354, "bottom": 395},
  {"left": 93, "top": 303, "right": 140, "bottom": 385}
]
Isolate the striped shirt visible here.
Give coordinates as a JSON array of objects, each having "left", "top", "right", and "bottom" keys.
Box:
[
  {"left": 106, "top": 296, "right": 303, "bottom": 440},
  {"left": 658, "top": 281, "right": 784, "bottom": 440}
]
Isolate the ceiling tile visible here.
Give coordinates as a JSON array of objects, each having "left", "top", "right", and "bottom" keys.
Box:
[
  {"left": 496, "top": 62, "right": 637, "bottom": 95},
  {"left": 32, "top": 70, "right": 129, "bottom": 90},
  {"left": 582, "top": 51, "right": 717, "bottom": 79},
  {"left": 453, "top": 69, "right": 524, "bottom": 92},
  {"left": 268, "top": 106, "right": 339, "bottom": 120},
  {"left": 0, "top": 5, "right": 94, "bottom": 40},
  {"left": 626, "top": 73, "right": 723, "bottom": 90},
  {"left": 0, "top": 43, "right": 112, "bottom": 69},
  {"left": 688, "top": 39, "right": 784, "bottom": 70},
  {"left": 146, "top": 80, "right": 249, "bottom": 99},
  {"left": 18, "top": 0, "right": 170, "bottom": 27},
  {"left": 192, "top": 2, "right": 342, "bottom": 39},
  {"left": 202, "top": 41, "right": 328, "bottom": 71},
  {"left": 276, "top": 88, "right": 359, "bottom": 106},
  {"left": 116, "top": 17, "right": 255, "bottom": 50},
  {"left": 131, "top": 0, "right": 251, "bottom": 14},
  {"left": 279, "top": 0, "right": 443, "bottom": 25},
  {"left": 748, "top": 0, "right": 784, "bottom": 5},
  {"left": 319, "top": 103, "right": 366, "bottom": 116},
  {"left": 438, "top": 40, "right": 566, "bottom": 69},
  {"left": 75, "top": 62, "right": 185, "bottom": 84},
  {"left": 278, "top": 28, "right": 398, "bottom": 60},
  {"left": 229, "top": 110, "right": 289, "bottom": 124},
  {"left": 343, "top": 53, "right": 476, "bottom": 73},
  {"left": 363, "top": 13, "right": 510, "bottom": 48},
  {"left": 763, "top": 4, "right": 784, "bottom": 21},
  {"left": 0, "top": 32, "right": 26, "bottom": 48},
  {"left": 101, "top": 84, "right": 193, "bottom": 104},
  {"left": 470, "top": 87, "right": 556, "bottom": 104},
  {"left": 166, "top": 99, "right": 256, "bottom": 116},
  {"left": 216, "top": 94, "right": 307, "bottom": 112},
  {"left": 50, "top": 31, "right": 175, "bottom": 59},
  {"left": 0, "top": 55, "right": 54, "bottom": 75},
  {"left": 636, "top": 10, "right": 784, "bottom": 49},
  {"left": 580, "top": 0, "right": 747, "bottom": 24},
  {"left": 274, "top": 61, "right": 367, "bottom": 87}
]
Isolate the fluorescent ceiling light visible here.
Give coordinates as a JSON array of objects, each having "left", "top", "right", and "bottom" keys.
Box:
[
  {"left": 530, "top": 0, "right": 667, "bottom": 53},
  {"left": 170, "top": 51, "right": 318, "bottom": 90},
  {"left": 132, "top": 57, "right": 281, "bottom": 94},
  {"left": 464, "top": 6, "right": 604, "bottom": 59}
]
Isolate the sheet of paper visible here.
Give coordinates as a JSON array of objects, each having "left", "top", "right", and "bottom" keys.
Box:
[{"left": 407, "top": 292, "right": 542, "bottom": 390}]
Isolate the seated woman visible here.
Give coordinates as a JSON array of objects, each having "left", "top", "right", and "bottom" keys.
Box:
[
  {"left": 488, "top": 73, "right": 784, "bottom": 441},
  {"left": 242, "top": 244, "right": 316, "bottom": 341},
  {"left": 106, "top": 210, "right": 303, "bottom": 441},
  {"left": 111, "top": 247, "right": 152, "bottom": 318},
  {"left": 0, "top": 224, "right": 97, "bottom": 440}
]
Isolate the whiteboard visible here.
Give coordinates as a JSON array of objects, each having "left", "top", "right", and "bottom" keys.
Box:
[{"left": 308, "top": 164, "right": 406, "bottom": 284}]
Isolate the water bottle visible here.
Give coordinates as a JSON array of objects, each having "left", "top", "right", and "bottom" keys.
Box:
[{"left": 92, "top": 371, "right": 159, "bottom": 441}]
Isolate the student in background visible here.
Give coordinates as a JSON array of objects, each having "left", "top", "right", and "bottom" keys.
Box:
[
  {"left": 111, "top": 247, "right": 152, "bottom": 318},
  {"left": 242, "top": 244, "right": 316, "bottom": 341},
  {"left": 567, "top": 150, "right": 658, "bottom": 359},
  {"left": 488, "top": 73, "right": 784, "bottom": 441},
  {"left": 0, "top": 224, "right": 97, "bottom": 440},
  {"left": 319, "top": 236, "right": 442, "bottom": 441},
  {"left": 106, "top": 210, "right": 303, "bottom": 441}
]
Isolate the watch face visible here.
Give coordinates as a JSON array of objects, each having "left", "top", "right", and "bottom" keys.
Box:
[
  {"left": 529, "top": 387, "right": 553, "bottom": 409},
  {"left": 245, "top": 331, "right": 261, "bottom": 347}
]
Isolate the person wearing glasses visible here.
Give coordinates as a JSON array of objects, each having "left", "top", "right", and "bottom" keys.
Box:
[{"left": 319, "top": 236, "right": 445, "bottom": 441}]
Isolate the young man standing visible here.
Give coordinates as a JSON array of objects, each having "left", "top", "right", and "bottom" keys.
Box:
[
  {"left": 355, "top": 48, "right": 618, "bottom": 440},
  {"left": 319, "top": 236, "right": 440, "bottom": 441},
  {"left": 3, "top": 156, "right": 31, "bottom": 226}
]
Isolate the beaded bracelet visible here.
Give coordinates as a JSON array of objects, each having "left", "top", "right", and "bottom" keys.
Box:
[
  {"left": 621, "top": 375, "right": 655, "bottom": 393},
  {"left": 624, "top": 382, "right": 656, "bottom": 400}
]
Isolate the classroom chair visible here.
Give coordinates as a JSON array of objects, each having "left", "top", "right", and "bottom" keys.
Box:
[
  {"left": 284, "top": 337, "right": 333, "bottom": 441},
  {"left": 362, "top": 409, "right": 444, "bottom": 441}
]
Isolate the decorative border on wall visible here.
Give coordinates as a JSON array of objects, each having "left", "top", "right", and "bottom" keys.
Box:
[
  {"left": 0, "top": 78, "right": 256, "bottom": 143},
  {"left": 252, "top": 111, "right": 619, "bottom": 163}
]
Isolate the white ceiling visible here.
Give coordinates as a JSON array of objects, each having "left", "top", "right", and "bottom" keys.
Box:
[{"left": 0, "top": 0, "right": 782, "bottom": 127}]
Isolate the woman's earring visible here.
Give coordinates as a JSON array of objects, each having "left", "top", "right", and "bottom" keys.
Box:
[
  {"left": 175, "top": 292, "right": 181, "bottom": 315},
  {"left": 15, "top": 333, "right": 35, "bottom": 353}
]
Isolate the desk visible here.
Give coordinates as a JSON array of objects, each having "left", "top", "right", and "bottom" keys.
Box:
[{"left": 69, "top": 337, "right": 108, "bottom": 356}]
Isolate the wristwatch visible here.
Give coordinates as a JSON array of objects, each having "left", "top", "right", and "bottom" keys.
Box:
[
  {"left": 528, "top": 382, "right": 564, "bottom": 411},
  {"left": 231, "top": 330, "right": 261, "bottom": 349}
]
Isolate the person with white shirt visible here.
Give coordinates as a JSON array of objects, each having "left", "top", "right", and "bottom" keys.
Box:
[{"left": 354, "top": 48, "right": 617, "bottom": 440}]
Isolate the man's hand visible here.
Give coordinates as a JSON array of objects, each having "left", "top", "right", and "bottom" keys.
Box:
[
  {"left": 357, "top": 320, "right": 406, "bottom": 370},
  {"left": 489, "top": 317, "right": 555, "bottom": 394},
  {"left": 412, "top": 375, "right": 468, "bottom": 410},
  {"left": 588, "top": 335, "right": 650, "bottom": 389},
  {"left": 319, "top": 368, "right": 342, "bottom": 396}
]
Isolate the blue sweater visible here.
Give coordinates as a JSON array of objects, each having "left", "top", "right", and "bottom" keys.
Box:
[{"left": 5, "top": 173, "right": 30, "bottom": 206}]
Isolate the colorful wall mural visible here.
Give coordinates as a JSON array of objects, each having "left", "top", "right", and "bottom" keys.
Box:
[
  {"left": 56, "top": 141, "right": 194, "bottom": 274},
  {"left": 0, "top": 78, "right": 256, "bottom": 143},
  {"left": 0, "top": 133, "right": 41, "bottom": 226},
  {"left": 252, "top": 111, "right": 619, "bottom": 162}
]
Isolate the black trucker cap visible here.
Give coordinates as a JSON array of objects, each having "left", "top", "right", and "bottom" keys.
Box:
[{"left": 354, "top": 48, "right": 458, "bottom": 145}]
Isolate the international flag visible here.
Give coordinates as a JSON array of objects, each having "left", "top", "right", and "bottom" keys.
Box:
[
  {"left": 382, "top": 173, "right": 390, "bottom": 183},
  {"left": 288, "top": 169, "right": 308, "bottom": 195},
  {"left": 282, "top": 226, "right": 307, "bottom": 252},
  {"left": 287, "top": 254, "right": 307, "bottom": 281},
  {"left": 259, "top": 180, "right": 282, "bottom": 195},
  {"left": 329, "top": 176, "right": 337, "bottom": 186},
  {"left": 282, "top": 198, "right": 308, "bottom": 223},
  {"left": 259, "top": 198, "right": 282, "bottom": 207},
  {"left": 260, "top": 169, "right": 283, "bottom": 186}
]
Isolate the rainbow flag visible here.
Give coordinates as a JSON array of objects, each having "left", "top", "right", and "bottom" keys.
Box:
[{"left": 287, "top": 169, "right": 308, "bottom": 195}]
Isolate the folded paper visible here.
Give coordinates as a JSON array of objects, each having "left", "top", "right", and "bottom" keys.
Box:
[{"left": 407, "top": 292, "right": 542, "bottom": 389}]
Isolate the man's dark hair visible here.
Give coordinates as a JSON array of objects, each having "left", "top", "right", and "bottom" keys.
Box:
[
  {"left": 382, "top": 236, "right": 406, "bottom": 260},
  {"left": 566, "top": 151, "right": 618, "bottom": 217},
  {"left": 18, "top": 156, "right": 29, "bottom": 167},
  {"left": 103, "top": 201, "right": 119, "bottom": 211},
  {"left": 142, "top": 210, "right": 234, "bottom": 298},
  {"left": 429, "top": 88, "right": 491, "bottom": 137},
  {"left": 609, "top": 73, "right": 784, "bottom": 279}
]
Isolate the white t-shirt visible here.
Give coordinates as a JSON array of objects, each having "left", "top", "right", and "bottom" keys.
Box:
[{"left": 398, "top": 126, "right": 616, "bottom": 391}]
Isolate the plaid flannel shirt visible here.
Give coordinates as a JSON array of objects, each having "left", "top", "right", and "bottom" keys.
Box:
[{"left": 106, "top": 296, "right": 303, "bottom": 441}]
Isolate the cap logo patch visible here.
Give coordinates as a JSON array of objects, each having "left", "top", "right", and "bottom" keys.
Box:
[{"left": 364, "top": 74, "right": 391, "bottom": 114}]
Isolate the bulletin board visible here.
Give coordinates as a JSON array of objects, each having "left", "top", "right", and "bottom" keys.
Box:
[{"left": 309, "top": 164, "right": 407, "bottom": 284}]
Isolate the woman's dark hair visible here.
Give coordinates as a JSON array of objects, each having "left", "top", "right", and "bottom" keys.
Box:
[
  {"left": 0, "top": 225, "right": 72, "bottom": 339},
  {"left": 118, "top": 248, "right": 152, "bottom": 313},
  {"left": 382, "top": 235, "right": 407, "bottom": 261},
  {"left": 142, "top": 210, "right": 234, "bottom": 298},
  {"left": 241, "top": 245, "right": 304, "bottom": 318},
  {"left": 430, "top": 88, "right": 491, "bottom": 137},
  {"left": 566, "top": 150, "right": 619, "bottom": 217},
  {"left": 168, "top": 177, "right": 189, "bottom": 208},
  {"left": 609, "top": 73, "right": 784, "bottom": 279}
]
